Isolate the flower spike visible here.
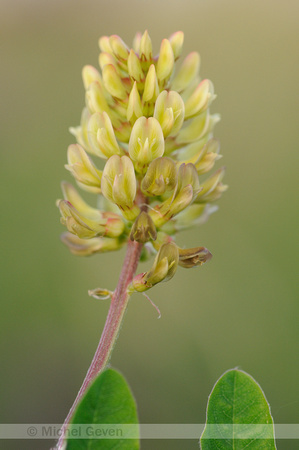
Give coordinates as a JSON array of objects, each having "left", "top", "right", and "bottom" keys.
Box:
[{"left": 59, "top": 30, "right": 227, "bottom": 295}]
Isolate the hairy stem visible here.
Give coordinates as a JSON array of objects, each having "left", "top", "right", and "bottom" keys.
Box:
[{"left": 55, "top": 239, "right": 143, "bottom": 449}]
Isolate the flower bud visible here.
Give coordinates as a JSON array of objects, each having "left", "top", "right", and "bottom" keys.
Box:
[
  {"left": 195, "top": 138, "right": 221, "bottom": 175},
  {"left": 82, "top": 65, "right": 102, "bottom": 90},
  {"left": 131, "top": 242, "right": 179, "bottom": 292},
  {"left": 184, "top": 79, "right": 215, "bottom": 119},
  {"left": 69, "top": 107, "right": 92, "bottom": 154},
  {"left": 130, "top": 211, "right": 157, "bottom": 243},
  {"left": 98, "top": 36, "right": 112, "bottom": 53},
  {"left": 171, "top": 52, "right": 200, "bottom": 92},
  {"left": 65, "top": 144, "right": 102, "bottom": 193},
  {"left": 58, "top": 182, "right": 125, "bottom": 238},
  {"left": 61, "top": 232, "right": 123, "bottom": 256},
  {"left": 175, "top": 163, "right": 201, "bottom": 198},
  {"left": 85, "top": 81, "right": 110, "bottom": 115},
  {"left": 58, "top": 199, "right": 97, "bottom": 239},
  {"left": 146, "top": 241, "right": 178, "bottom": 282},
  {"left": 58, "top": 201, "right": 124, "bottom": 239},
  {"left": 175, "top": 138, "right": 221, "bottom": 175},
  {"left": 141, "top": 157, "right": 177, "bottom": 196},
  {"left": 88, "top": 112, "right": 123, "bottom": 158},
  {"left": 174, "top": 135, "right": 208, "bottom": 162},
  {"left": 176, "top": 110, "right": 220, "bottom": 145},
  {"left": 127, "top": 49, "right": 144, "bottom": 82},
  {"left": 109, "top": 35, "right": 130, "bottom": 61},
  {"left": 60, "top": 181, "right": 100, "bottom": 217},
  {"left": 101, "top": 155, "right": 140, "bottom": 220},
  {"left": 140, "top": 30, "right": 152, "bottom": 60},
  {"left": 102, "top": 64, "right": 127, "bottom": 100},
  {"left": 99, "top": 52, "right": 120, "bottom": 74},
  {"left": 167, "top": 185, "right": 194, "bottom": 218},
  {"left": 132, "top": 32, "right": 142, "bottom": 54},
  {"left": 169, "top": 31, "right": 184, "bottom": 60},
  {"left": 196, "top": 167, "right": 228, "bottom": 203},
  {"left": 178, "top": 246, "right": 212, "bottom": 268},
  {"left": 127, "top": 82, "right": 143, "bottom": 124},
  {"left": 128, "top": 116, "right": 164, "bottom": 171},
  {"left": 154, "top": 90, "right": 185, "bottom": 137},
  {"left": 143, "top": 64, "right": 159, "bottom": 103},
  {"left": 149, "top": 163, "right": 200, "bottom": 227},
  {"left": 156, "top": 39, "right": 174, "bottom": 83}
]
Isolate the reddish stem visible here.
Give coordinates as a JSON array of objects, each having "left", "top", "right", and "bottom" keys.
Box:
[{"left": 54, "top": 239, "right": 143, "bottom": 449}]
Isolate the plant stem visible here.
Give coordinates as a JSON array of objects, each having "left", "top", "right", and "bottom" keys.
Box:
[{"left": 55, "top": 239, "right": 143, "bottom": 449}]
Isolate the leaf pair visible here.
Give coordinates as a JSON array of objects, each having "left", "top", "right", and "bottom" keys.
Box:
[{"left": 65, "top": 368, "right": 276, "bottom": 449}]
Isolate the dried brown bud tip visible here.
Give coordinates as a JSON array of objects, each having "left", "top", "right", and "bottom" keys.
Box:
[{"left": 178, "top": 246, "right": 212, "bottom": 268}]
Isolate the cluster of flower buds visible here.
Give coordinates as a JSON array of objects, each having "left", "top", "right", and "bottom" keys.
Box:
[{"left": 57, "top": 30, "right": 227, "bottom": 293}]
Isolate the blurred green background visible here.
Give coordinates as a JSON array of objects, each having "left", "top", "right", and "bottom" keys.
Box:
[{"left": 1, "top": 0, "right": 298, "bottom": 449}]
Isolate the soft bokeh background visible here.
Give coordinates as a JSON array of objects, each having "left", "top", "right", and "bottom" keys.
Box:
[{"left": 1, "top": 0, "right": 298, "bottom": 449}]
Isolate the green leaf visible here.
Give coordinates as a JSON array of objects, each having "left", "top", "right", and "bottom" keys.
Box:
[
  {"left": 200, "top": 368, "right": 276, "bottom": 449},
  {"left": 66, "top": 368, "right": 139, "bottom": 450}
]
